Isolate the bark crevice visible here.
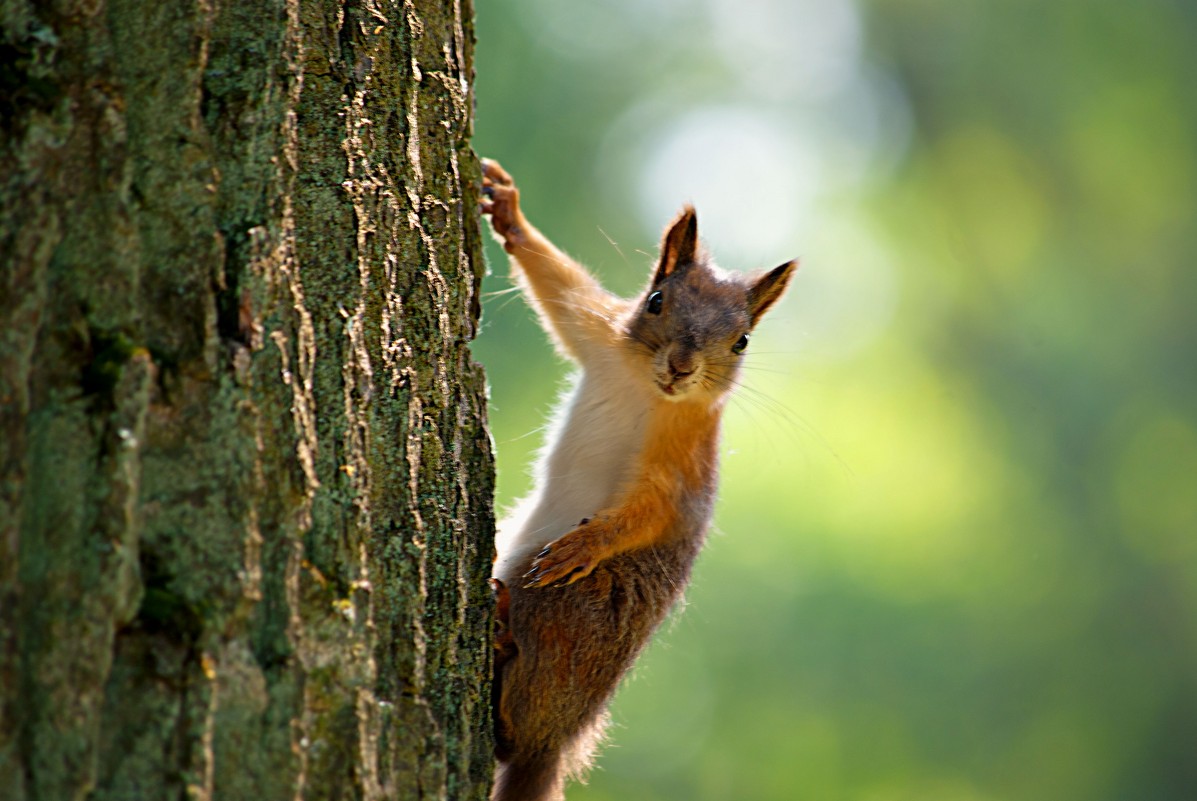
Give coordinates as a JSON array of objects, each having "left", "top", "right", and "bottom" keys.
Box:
[{"left": 1, "top": 0, "right": 494, "bottom": 798}]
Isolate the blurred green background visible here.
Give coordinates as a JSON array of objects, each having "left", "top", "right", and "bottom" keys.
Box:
[{"left": 470, "top": 2, "right": 1197, "bottom": 799}]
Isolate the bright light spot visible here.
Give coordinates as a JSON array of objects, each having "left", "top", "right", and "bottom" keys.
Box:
[
  {"left": 517, "top": 0, "right": 690, "bottom": 59},
  {"left": 818, "top": 64, "right": 914, "bottom": 191},
  {"left": 635, "top": 105, "right": 821, "bottom": 262},
  {"left": 706, "top": 0, "right": 863, "bottom": 100}
]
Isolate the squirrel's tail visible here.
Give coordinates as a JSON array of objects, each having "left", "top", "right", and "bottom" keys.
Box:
[{"left": 492, "top": 748, "right": 564, "bottom": 801}]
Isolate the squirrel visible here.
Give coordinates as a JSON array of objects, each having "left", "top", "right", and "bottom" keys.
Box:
[{"left": 480, "top": 158, "right": 796, "bottom": 801}]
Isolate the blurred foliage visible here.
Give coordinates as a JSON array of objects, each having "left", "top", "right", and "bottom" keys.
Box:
[{"left": 471, "top": 2, "right": 1197, "bottom": 799}]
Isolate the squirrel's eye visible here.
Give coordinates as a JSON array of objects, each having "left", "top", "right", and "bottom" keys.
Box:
[
  {"left": 732, "top": 333, "right": 749, "bottom": 354},
  {"left": 646, "top": 291, "right": 664, "bottom": 315}
]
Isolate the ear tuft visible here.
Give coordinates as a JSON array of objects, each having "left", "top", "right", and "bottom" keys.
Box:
[
  {"left": 748, "top": 259, "right": 798, "bottom": 325},
  {"left": 653, "top": 205, "right": 699, "bottom": 285}
]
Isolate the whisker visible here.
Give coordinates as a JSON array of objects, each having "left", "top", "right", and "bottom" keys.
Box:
[
  {"left": 728, "top": 364, "right": 789, "bottom": 376},
  {"left": 491, "top": 287, "right": 529, "bottom": 314},
  {"left": 497, "top": 424, "right": 550, "bottom": 446},
  {"left": 722, "top": 375, "right": 854, "bottom": 479},
  {"left": 597, "top": 226, "right": 628, "bottom": 265},
  {"left": 483, "top": 286, "right": 524, "bottom": 298}
]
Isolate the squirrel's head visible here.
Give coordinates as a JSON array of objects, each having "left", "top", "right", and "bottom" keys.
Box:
[{"left": 623, "top": 206, "right": 797, "bottom": 404}]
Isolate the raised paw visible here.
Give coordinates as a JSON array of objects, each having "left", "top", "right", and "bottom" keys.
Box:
[
  {"left": 480, "top": 158, "right": 525, "bottom": 253},
  {"left": 523, "top": 520, "right": 611, "bottom": 588},
  {"left": 481, "top": 157, "right": 514, "bottom": 188}
]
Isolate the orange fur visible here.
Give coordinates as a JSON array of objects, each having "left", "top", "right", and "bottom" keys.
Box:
[
  {"left": 528, "top": 404, "right": 720, "bottom": 587},
  {"left": 481, "top": 159, "right": 627, "bottom": 361},
  {"left": 482, "top": 158, "right": 796, "bottom": 801}
]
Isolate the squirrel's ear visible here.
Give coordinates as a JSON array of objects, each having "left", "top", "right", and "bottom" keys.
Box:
[
  {"left": 653, "top": 205, "right": 699, "bottom": 285},
  {"left": 747, "top": 260, "right": 798, "bottom": 325}
]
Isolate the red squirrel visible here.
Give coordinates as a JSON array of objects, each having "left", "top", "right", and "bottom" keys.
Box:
[{"left": 481, "top": 158, "right": 796, "bottom": 801}]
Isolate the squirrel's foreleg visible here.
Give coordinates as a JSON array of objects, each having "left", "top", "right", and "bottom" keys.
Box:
[
  {"left": 523, "top": 486, "right": 675, "bottom": 588},
  {"left": 481, "top": 158, "right": 621, "bottom": 363}
]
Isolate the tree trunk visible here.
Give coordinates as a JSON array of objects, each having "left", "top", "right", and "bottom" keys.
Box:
[{"left": 0, "top": 0, "right": 494, "bottom": 799}]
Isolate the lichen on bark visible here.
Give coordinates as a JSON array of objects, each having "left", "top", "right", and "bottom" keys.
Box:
[{"left": 0, "top": 0, "right": 495, "bottom": 799}]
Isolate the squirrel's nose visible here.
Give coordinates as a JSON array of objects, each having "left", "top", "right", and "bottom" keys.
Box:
[{"left": 667, "top": 356, "right": 695, "bottom": 379}]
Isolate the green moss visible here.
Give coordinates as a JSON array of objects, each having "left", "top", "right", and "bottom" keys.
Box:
[{"left": 5, "top": 1, "right": 493, "bottom": 798}]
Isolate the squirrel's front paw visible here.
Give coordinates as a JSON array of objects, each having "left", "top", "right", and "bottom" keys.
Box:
[
  {"left": 524, "top": 519, "right": 610, "bottom": 588},
  {"left": 480, "top": 158, "right": 525, "bottom": 253}
]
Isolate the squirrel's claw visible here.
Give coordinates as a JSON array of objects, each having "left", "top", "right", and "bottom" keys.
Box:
[
  {"left": 481, "top": 157, "right": 515, "bottom": 187},
  {"left": 479, "top": 157, "right": 524, "bottom": 253},
  {"left": 524, "top": 522, "right": 608, "bottom": 588}
]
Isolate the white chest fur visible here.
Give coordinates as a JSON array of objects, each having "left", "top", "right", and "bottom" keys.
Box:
[{"left": 494, "top": 355, "right": 651, "bottom": 583}]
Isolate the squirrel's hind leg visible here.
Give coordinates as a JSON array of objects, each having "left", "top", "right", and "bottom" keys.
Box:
[
  {"left": 491, "top": 578, "right": 518, "bottom": 760},
  {"left": 492, "top": 747, "right": 565, "bottom": 801},
  {"left": 492, "top": 578, "right": 516, "bottom": 668}
]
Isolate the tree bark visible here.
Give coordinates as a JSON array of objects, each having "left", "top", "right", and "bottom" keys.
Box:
[{"left": 1, "top": 0, "right": 494, "bottom": 799}]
